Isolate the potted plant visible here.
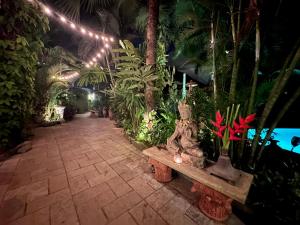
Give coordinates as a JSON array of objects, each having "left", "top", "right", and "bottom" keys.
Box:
[{"left": 208, "top": 104, "right": 255, "bottom": 183}]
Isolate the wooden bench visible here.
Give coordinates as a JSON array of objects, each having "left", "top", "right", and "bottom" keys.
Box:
[{"left": 143, "top": 146, "right": 253, "bottom": 222}]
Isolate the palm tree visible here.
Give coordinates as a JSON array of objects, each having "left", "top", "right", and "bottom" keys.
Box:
[{"left": 145, "top": 0, "right": 159, "bottom": 112}]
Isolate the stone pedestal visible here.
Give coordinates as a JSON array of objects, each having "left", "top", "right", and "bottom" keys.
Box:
[
  {"left": 149, "top": 158, "right": 172, "bottom": 183},
  {"left": 191, "top": 181, "right": 232, "bottom": 222}
]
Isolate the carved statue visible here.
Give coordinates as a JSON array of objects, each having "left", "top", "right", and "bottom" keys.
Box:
[{"left": 166, "top": 101, "right": 205, "bottom": 168}]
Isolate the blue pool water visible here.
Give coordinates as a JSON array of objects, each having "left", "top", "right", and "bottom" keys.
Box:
[{"left": 247, "top": 128, "right": 300, "bottom": 154}]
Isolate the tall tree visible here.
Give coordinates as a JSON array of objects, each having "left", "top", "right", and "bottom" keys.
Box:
[{"left": 145, "top": 0, "right": 159, "bottom": 112}]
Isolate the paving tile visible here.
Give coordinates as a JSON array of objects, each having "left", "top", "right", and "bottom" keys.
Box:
[
  {"left": 159, "top": 195, "right": 196, "bottom": 225},
  {"left": 0, "top": 184, "right": 8, "bottom": 202},
  {"left": 0, "top": 172, "right": 13, "bottom": 185},
  {"left": 185, "top": 205, "right": 216, "bottom": 225},
  {"left": 103, "top": 191, "right": 142, "bottom": 220},
  {"left": 108, "top": 213, "right": 137, "bottom": 225},
  {"left": 6, "top": 206, "right": 50, "bottom": 225},
  {"left": 67, "top": 165, "right": 97, "bottom": 178},
  {"left": 72, "top": 182, "right": 111, "bottom": 205},
  {"left": 65, "top": 160, "right": 80, "bottom": 171},
  {"left": 129, "top": 201, "right": 167, "bottom": 225},
  {"left": 106, "top": 176, "right": 132, "bottom": 197},
  {"left": 26, "top": 188, "right": 71, "bottom": 214},
  {"left": 146, "top": 186, "right": 176, "bottom": 211},
  {"left": 76, "top": 197, "right": 107, "bottom": 225},
  {"left": 49, "top": 174, "right": 68, "bottom": 193},
  {"left": 0, "top": 158, "right": 20, "bottom": 173},
  {"left": 50, "top": 198, "right": 78, "bottom": 225},
  {"left": 31, "top": 168, "right": 65, "bottom": 182},
  {"left": 0, "top": 195, "right": 26, "bottom": 224},
  {"left": 8, "top": 173, "right": 32, "bottom": 190},
  {"left": 167, "top": 175, "right": 199, "bottom": 204},
  {"left": 4, "top": 180, "right": 48, "bottom": 202},
  {"left": 69, "top": 175, "right": 90, "bottom": 195},
  {"left": 128, "top": 176, "right": 155, "bottom": 198},
  {"left": 87, "top": 162, "right": 118, "bottom": 186}
]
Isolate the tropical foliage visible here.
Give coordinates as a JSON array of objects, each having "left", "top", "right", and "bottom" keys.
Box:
[{"left": 0, "top": 0, "right": 48, "bottom": 149}]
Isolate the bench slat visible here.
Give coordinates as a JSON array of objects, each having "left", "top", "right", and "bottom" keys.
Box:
[{"left": 143, "top": 146, "right": 253, "bottom": 204}]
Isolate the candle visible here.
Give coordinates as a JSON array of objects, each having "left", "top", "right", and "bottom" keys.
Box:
[{"left": 174, "top": 154, "right": 182, "bottom": 164}]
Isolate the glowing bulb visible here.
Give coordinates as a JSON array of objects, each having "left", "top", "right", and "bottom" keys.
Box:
[
  {"left": 88, "top": 32, "right": 93, "bottom": 37},
  {"left": 92, "top": 58, "right": 97, "bottom": 62},
  {"left": 105, "top": 43, "right": 110, "bottom": 48},
  {"left": 110, "top": 37, "right": 114, "bottom": 42},
  {"left": 60, "top": 16, "right": 66, "bottom": 23},
  {"left": 81, "top": 28, "right": 86, "bottom": 34},
  {"left": 89, "top": 61, "right": 93, "bottom": 65},
  {"left": 95, "top": 35, "right": 99, "bottom": 39},
  {"left": 44, "top": 7, "right": 51, "bottom": 15},
  {"left": 101, "top": 48, "right": 105, "bottom": 53},
  {"left": 70, "top": 23, "right": 76, "bottom": 29},
  {"left": 97, "top": 53, "right": 101, "bottom": 58},
  {"left": 101, "top": 36, "right": 105, "bottom": 40},
  {"left": 104, "top": 37, "right": 108, "bottom": 42}
]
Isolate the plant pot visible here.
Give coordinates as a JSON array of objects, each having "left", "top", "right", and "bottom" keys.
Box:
[{"left": 206, "top": 155, "right": 241, "bottom": 184}]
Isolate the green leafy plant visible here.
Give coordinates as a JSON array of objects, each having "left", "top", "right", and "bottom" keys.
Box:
[{"left": 0, "top": 0, "right": 49, "bottom": 149}]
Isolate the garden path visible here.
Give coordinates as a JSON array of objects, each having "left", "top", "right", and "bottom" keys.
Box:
[{"left": 0, "top": 114, "right": 243, "bottom": 225}]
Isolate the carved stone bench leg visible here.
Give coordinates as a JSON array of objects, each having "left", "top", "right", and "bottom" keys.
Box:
[
  {"left": 148, "top": 158, "right": 172, "bottom": 183},
  {"left": 191, "top": 181, "right": 232, "bottom": 222}
]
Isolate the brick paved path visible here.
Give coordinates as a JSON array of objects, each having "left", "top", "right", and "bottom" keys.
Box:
[{"left": 0, "top": 115, "right": 243, "bottom": 225}]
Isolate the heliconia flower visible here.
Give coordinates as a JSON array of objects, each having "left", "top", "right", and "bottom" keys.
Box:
[
  {"left": 245, "top": 113, "right": 256, "bottom": 123},
  {"left": 233, "top": 121, "right": 240, "bottom": 130},
  {"left": 211, "top": 120, "right": 221, "bottom": 128},
  {"left": 216, "top": 111, "right": 224, "bottom": 124},
  {"left": 213, "top": 130, "right": 223, "bottom": 138},
  {"left": 229, "top": 135, "right": 242, "bottom": 141}
]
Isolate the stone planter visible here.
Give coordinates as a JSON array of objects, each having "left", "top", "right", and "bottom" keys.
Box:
[{"left": 206, "top": 155, "right": 241, "bottom": 183}]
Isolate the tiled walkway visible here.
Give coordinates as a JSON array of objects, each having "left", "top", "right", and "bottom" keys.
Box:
[{"left": 0, "top": 115, "right": 243, "bottom": 225}]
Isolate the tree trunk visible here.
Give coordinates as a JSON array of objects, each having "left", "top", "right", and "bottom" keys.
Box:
[
  {"left": 145, "top": 0, "right": 159, "bottom": 112},
  {"left": 228, "top": 1, "right": 241, "bottom": 104},
  {"left": 250, "top": 42, "right": 300, "bottom": 162},
  {"left": 211, "top": 11, "right": 217, "bottom": 106},
  {"left": 247, "top": 18, "right": 261, "bottom": 115}
]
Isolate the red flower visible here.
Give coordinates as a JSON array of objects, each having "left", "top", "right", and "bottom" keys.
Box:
[
  {"left": 245, "top": 113, "right": 256, "bottom": 123},
  {"left": 216, "top": 111, "right": 224, "bottom": 124},
  {"left": 213, "top": 130, "right": 224, "bottom": 138}
]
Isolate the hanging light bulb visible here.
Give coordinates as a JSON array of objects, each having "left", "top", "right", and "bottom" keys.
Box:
[
  {"left": 101, "top": 48, "right": 105, "bottom": 53},
  {"left": 104, "top": 37, "right": 108, "bottom": 42},
  {"left": 81, "top": 28, "right": 86, "bottom": 34},
  {"left": 44, "top": 6, "right": 52, "bottom": 15},
  {"left": 97, "top": 53, "right": 101, "bottom": 58},
  {"left": 110, "top": 37, "right": 114, "bottom": 42},
  {"left": 93, "top": 58, "right": 97, "bottom": 62},
  {"left": 101, "top": 36, "right": 105, "bottom": 40},
  {"left": 105, "top": 43, "right": 110, "bottom": 48},
  {"left": 95, "top": 35, "right": 99, "bottom": 40},
  {"left": 88, "top": 32, "right": 94, "bottom": 37},
  {"left": 60, "top": 16, "right": 66, "bottom": 23}
]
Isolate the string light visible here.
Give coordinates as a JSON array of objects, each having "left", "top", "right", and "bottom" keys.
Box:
[
  {"left": 81, "top": 28, "right": 86, "bottom": 34},
  {"left": 60, "top": 16, "right": 66, "bottom": 23},
  {"left": 44, "top": 6, "right": 51, "bottom": 15},
  {"left": 70, "top": 23, "right": 76, "bottom": 29},
  {"left": 26, "top": 0, "right": 116, "bottom": 70}
]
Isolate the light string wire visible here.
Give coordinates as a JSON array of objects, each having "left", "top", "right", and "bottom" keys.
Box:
[{"left": 25, "top": 0, "right": 115, "bottom": 68}]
